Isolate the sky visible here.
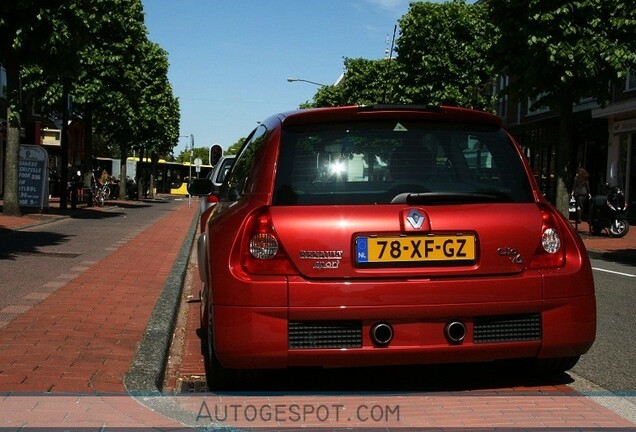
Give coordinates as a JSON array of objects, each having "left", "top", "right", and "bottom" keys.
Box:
[{"left": 142, "top": 0, "right": 416, "bottom": 156}]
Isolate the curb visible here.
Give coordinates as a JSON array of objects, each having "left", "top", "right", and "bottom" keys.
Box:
[
  {"left": 586, "top": 249, "right": 636, "bottom": 263},
  {"left": 123, "top": 209, "right": 199, "bottom": 394},
  {"left": 12, "top": 215, "right": 70, "bottom": 231}
]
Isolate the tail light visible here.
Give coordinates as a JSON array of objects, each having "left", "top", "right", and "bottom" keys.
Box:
[
  {"left": 528, "top": 206, "right": 565, "bottom": 269},
  {"left": 207, "top": 194, "right": 219, "bottom": 204},
  {"left": 241, "top": 208, "right": 297, "bottom": 275}
]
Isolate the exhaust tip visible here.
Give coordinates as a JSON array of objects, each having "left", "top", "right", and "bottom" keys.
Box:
[
  {"left": 370, "top": 322, "right": 394, "bottom": 347},
  {"left": 445, "top": 321, "right": 466, "bottom": 344}
]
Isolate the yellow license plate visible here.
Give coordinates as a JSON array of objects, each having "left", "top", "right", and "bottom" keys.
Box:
[{"left": 356, "top": 235, "right": 476, "bottom": 265}]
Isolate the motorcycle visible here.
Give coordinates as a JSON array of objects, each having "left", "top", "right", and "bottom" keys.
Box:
[{"left": 588, "top": 186, "right": 630, "bottom": 238}]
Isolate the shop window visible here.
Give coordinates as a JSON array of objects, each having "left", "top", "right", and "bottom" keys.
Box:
[
  {"left": 494, "top": 75, "right": 509, "bottom": 118},
  {"left": 527, "top": 93, "right": 550, "bottom": 116}
]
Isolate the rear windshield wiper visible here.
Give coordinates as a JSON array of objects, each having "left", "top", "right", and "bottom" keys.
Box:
[{"left": 391, "top": 191, "right": 509, "bottom": 205}]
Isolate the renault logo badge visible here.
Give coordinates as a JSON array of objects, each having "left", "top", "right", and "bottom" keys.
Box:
[{"left": 406, "top": 209, "right": 425, "bottom": 229}]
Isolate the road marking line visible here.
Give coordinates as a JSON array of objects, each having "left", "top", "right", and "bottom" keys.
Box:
[{"left": 592, "top": 267, "right": 636, "bottom": 278}]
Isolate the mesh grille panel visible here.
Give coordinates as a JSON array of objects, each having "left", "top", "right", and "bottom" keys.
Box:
[
  {"left": 289, "top": 321, "right": 362, "bottom": 349},
  {"left": 474, "top": 313, "right": 541, "bottom": 343}
]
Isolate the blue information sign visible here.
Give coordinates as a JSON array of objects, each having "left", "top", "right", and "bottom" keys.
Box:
[{"left": 19, "top": 145, "right": 49, "bottom": 209}]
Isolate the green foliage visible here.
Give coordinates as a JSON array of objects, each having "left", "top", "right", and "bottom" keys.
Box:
[
  {"left": 225, "top": 137, "right": 247, "bottom": 155},
  {"left": 1, "top": 0, "right": 180, "bottom": 203},
  {"left": 488, "top": 0, "right": 636, "bottom": 110},
  {"left": 17, "top": 0, "right": 179, "bottom": 159},
  {"left": 88, "top": 1, "right": 179, "bottom": 162},
  {"left": 0, "top": 1, "right": 90, "bottom": 215},
  {"left": 305, "top": 57, "right": 399, "bottom": 108},
  {"left": 175, "top": 147, "right": 209, "bottom": 164},
  {"left": 396, "top": 0, "right": 496, "bottom": 109},
  {"left": 487, "top": 0, "right": 636, "bottom": 216},
  {"left": 304, "top": 1, "right": 495, "bottom": 111}
]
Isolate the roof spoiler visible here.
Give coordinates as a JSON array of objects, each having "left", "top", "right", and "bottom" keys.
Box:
[{"left": 357, "top": 104, "right": 443, "bottom": 113}]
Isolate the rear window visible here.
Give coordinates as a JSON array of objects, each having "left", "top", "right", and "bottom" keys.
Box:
[{"left": 273, "top": 120, "right": 533, "bottom": 205}]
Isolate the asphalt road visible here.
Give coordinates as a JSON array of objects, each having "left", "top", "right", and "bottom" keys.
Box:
[
  {"left": 572, "top": 256, "right": 636, "bottom": 393},
  {"left": 0, "top": 197, "right": 186, "bottom": 322}
]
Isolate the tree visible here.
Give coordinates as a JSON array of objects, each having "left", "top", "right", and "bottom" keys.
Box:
[
  {"left": 175, "top": 147, "right": 208, "bottom": 165},
  {"left": 70, "top": 0, "right": 152, "bottom": 192},
  {"left": 0, "top": 1, "right": 88, "bottom": 215},
  {"left": 304, "top": 2, "right": 494, "bottom": 111},
  {"left": 225, "top": 137, "right": 247, "bottom": 155},
  {"left": 395, "top": 0, "right": 496, "bottom": 109},
  {"left": 303, "top": 57, "right": 399, "bottom": 108},
  {"left": 128, "top": 39, "right": 180, "bottom": 198},
  {"left": 488, "top": 0, "right": 636, "bottom": 216}
]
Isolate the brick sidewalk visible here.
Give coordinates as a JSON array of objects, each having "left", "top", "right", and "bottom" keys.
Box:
[
  {"left": 0, "top": 200, "right": 197, "bottom": 393},
  {"left": 572, "top": 220, "right": 636, "bottom": 255}
]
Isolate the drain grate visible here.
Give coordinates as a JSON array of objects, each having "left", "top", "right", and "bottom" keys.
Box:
[{"left": 176, "top": 376, "right": 208, "bottom": 393}]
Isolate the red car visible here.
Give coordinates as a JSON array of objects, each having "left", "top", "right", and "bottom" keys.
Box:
[{"left": 189, "top": 105, "right": 596, "bottom": 388}]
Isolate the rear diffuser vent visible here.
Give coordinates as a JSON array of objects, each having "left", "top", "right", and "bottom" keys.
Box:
[
  {"left": 289, "top": 321, "right": 362, "bottom": 349},
  {"left": 474, "top": 313, "right": 541, "bottom": 343}
]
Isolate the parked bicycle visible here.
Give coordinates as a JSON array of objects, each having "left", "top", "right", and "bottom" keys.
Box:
[
  {"left": 101, "top": 182, "right": 112, "bottom": 200},
  {"left": 91, "top": 173, "right": 109, "bottom": 207}
]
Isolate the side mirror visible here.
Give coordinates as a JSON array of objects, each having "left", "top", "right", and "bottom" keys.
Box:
[{"left": 187, "top": 178, "right": 214, "bottom": 196}]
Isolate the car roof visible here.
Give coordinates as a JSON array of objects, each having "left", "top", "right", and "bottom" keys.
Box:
[{"left": 269, "top": 105, "right": 502, "bottom": 129}]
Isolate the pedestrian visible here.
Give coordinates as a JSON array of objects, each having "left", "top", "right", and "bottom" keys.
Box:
[
  {"left": 100, "top": 169, "right": 110, "bottom": 186},
  {"left": 571, "top": 167, "right": 591, "bottom": 224}
]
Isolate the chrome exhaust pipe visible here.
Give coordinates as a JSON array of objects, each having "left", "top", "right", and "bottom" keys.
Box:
[
  {"left": 370, "top": 322, "right": 394, "bottom": 346},
  {"left": 445, "top": 321, "right": 466, "bottom": 344}
]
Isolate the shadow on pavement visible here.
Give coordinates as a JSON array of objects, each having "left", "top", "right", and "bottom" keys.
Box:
[
  {"left": 0, "top": 228, "right": 71, "bottom": 260},
  {"left": 593, "top": 249, "right": 636, "bottom": 267},
  {"left": 0, "top": 202, "right": 148, "bottom": 258},
  {"left": 204, "top": 362, "right": 574, "bottom": 395}
]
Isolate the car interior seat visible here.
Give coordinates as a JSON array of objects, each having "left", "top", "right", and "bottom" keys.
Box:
[{"left": 389, "top": 141, "right": 434, "bottom": 182}]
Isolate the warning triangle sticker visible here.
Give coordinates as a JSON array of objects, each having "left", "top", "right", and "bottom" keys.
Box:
[{"left": 394, "top": 122, "right": 408, "bottom": 132}]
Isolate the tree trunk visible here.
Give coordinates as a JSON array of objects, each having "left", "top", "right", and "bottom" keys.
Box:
[
  {"left": 59, "top": 79, "right": 71, "bottom": 209},
  {"left": 150, "top": 151, "right": 159, "bottom": 199},
  {"left": 137, "top": 147, "right": 145, "bottom": 200},
  {"left": 82, "top": 106, "right": 93, "bottom": 187},
  {"left": 118, "top": 142, "right": 128, "bottom": 200},
  {"left": 554, "top": 99, "right": 575, "bottom": 218},
  {"left": 2, "top": 61, "right": 21, "bottom": 216}
]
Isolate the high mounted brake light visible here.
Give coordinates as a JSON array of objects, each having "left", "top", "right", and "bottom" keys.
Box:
[{"left": 357, "top": 104, "right": 443, "bottom": 113}]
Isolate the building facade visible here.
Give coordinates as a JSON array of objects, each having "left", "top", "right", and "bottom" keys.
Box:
[
  {"left": 592, "top": 71, "right": 636, "bottom": 223},
  {"left": 495, "top": 72, "right": 636, "bottom": 223}
]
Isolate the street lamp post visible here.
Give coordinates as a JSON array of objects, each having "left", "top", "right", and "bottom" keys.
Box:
[
  {"left": 179, "top": 135, "right": 190, "bottom": 158},
  {"left": 179, "top": 134, "right": 194, "bottom": 207},
  {"left": 188, "top": 134, "right": 194, "bottom": 207},
  {"left": 189, "top": 134, "right": 194, "bottom": 181},
  {"left": 286, "top": 77, "right": 328, "bottom": 87}
]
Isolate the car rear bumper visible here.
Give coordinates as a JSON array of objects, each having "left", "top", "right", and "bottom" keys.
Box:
[{"left": 212, "top": 295, "right": 596, "bottom": 369}]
